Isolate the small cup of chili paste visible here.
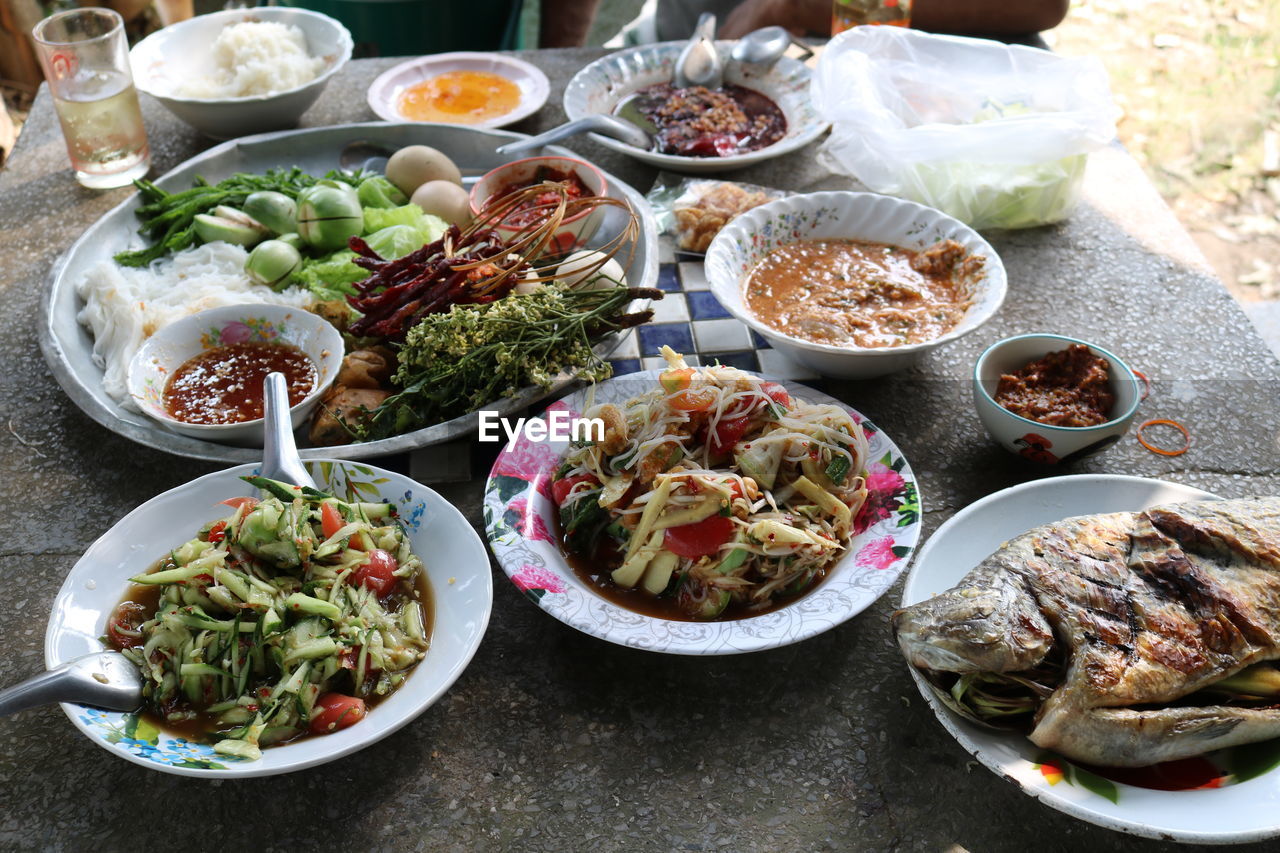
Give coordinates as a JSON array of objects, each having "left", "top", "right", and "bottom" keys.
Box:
[
  {"left": 127, "top": 304, "right": 344, "bottom": 447},
  {"left": 470, "top": 156, "right": 608, "bottom": 255},
  {"left": 973, "top": 334, "right": 1142, "bottom": 465}
]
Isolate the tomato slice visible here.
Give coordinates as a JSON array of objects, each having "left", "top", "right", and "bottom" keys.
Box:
[
  {"left": 105, "top": 600, "right": 149, "bottom": 650},
  {"left": 664, "top": 514, "right": 735, "bottom": 558},
  {"left": 669, "top": 388, "right": 716, "bottom": 412},
  {"left": 659, "top": 367, "right": 694, "bottom": 393},
  {"left": 309, "top": 693, "right": 366, "bottom": 734},
  {"left": 709, "top": 415, "right": 752, "bottom": 456},
  {"left": 552, "top": 473, "right": 599, "bottom": 506},
  {"left": 352, "top": 549, "right": 398, "bottom": 597},
  {"left": 218, "top": 496, "right": 259, "bottom": 511},
  {"left": 761, "top": 381, "right": 791, "bottom": 409},
  {"left": 320, "top": 502, "right": 344, "bottom": 540},
  {"left": 206, "top": 520, "right": 227, "bottom": 544}
]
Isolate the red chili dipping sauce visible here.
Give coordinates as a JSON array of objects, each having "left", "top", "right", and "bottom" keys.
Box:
[
  {"left": 493, "top": 166, "right": 591, "bottom": 228},
  {"left": 994, "top": 344, "right": 1115, "bottom": 427},
  {"left": 163, "top": 342, "right": 316, "bottom": 425}
]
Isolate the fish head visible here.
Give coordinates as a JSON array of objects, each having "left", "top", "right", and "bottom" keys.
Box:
[{"left": 893, "top": 571, "right": 1054, "bottom": 674}]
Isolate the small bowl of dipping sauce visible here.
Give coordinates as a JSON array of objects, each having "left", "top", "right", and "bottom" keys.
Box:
[
  {"left": 470, "top": 156, "right": 609, "bottom": 254},
  {"left": 366, "top": 52, "right": 550, "bottom": 128},
  {"left": 126, "top": 304, "right": 343, "bottom": 446},
  {"left": 973, "top": 333, "right": 1142, "bottom": 464}
]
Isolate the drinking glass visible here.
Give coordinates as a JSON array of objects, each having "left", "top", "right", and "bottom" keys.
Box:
[
  {"left": 832, "top": 0, "right": 912, "bottom": 34},
  {"left": 31, "top": 8, "right": 151, "bottom": 189}
]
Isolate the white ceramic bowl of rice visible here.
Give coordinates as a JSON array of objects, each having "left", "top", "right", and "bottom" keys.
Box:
[{"left": 130, "top": 7, "right": 352, "bottom": 140}]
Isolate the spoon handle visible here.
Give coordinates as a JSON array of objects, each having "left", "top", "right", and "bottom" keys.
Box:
[
  {"left": 261, "top": 372, "right": 317, "bottom": 489},
  {"left": 495, "top": 115, "right": 650, "bottom": 156},
  {"left": 0, "top": 653, "right": 142, "bottom": 716},
  {"left": 0, "top": 666, "right": 78, "bottom": 715},
  {"left": 789, "top": 36, "right": 815, "bottom": 62}
]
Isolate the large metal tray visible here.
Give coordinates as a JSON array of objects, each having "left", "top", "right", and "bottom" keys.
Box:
[{"left": 39, "top": 122, "right": 659, "bottom": 463}]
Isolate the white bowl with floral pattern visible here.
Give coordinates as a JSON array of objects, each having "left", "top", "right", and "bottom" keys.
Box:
[
  {"left": 563, "top": 42, "right": 828, "bottom": 174},
  {"left": 126, "top": 303, "right": 344, "bottom": 446},
  {"left": 46, "top": 459, "right": 493, "bottom": 778},
  {"left": 705, "top": 191, "right": 1007, "bottom": 378},
  {"left": 483, "top": 371, "right": 921, "bottom": 655}
]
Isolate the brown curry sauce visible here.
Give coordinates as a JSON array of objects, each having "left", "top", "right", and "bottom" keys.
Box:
[{"left": 744, "top": 239, "right": 979, "bottom": 348}]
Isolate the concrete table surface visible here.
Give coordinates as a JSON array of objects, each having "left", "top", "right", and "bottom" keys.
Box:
[{"left": 2, "top": 50, "right": 1279, "bottom": 852}]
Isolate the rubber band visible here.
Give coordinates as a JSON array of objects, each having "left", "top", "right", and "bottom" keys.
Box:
[
  {"left": 1133, "top": 369, "right": 1150, "bottom": 402},
  {"left": 1136, "top": 419, "right": 1189, "bottom": 456}
]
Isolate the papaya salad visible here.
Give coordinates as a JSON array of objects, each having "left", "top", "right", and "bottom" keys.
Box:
[
  {"left": 553, "top": 347, "right": 870, "bottom": 621},
  {"left": 105, "top": 477, "right": 430, "bottom": 760}
]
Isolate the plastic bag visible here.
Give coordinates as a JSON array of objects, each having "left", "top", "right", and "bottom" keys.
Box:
[
  {"left": 647, "top": 173, "right": 791, "bottom": 254},
  {"left": 813, "top": 27, "right": 1119, "bottom": 229}
]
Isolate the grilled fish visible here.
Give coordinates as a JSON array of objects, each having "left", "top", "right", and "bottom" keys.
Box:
[{"left": 894, "top": 496, "right": 1280, "bottom": 767}]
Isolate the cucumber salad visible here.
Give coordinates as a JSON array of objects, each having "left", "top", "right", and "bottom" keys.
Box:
[
  {"left": 553, "top": 348, "right": 870, "bottom": 620},
  {"left": 105, "top": 477, "right": 430, "bottom": 760}
]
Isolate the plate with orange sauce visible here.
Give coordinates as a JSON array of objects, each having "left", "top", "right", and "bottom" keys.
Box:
[{"left": 367, "top": 52, "right": 549, "bottom": 129}]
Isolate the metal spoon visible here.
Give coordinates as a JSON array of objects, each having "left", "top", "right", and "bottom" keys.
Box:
[
  {"left": 260, "top": 371, "right": 317, "bottom": 490},
  {"left": 0, "top": 374, "right": 314, "bottom": 719},
  {"left": 338, "top": 139, "right": 393, "bottom": 175},
  {"left": 0, "top": 651, "right": 143, "bottom": 716},
  {"left": 495, "top": 114, "right": 653, "bottom": 156},
  {"left": 731, "top": 26, "right": 814, "bottom": 69},
  {"left": 674, "top": 12, "right": 722, "bottom": 89}
]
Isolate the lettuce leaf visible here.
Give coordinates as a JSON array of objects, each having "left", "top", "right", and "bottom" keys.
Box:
[{"left": 362, "top": 203, "right": 448, "bottom": 245}]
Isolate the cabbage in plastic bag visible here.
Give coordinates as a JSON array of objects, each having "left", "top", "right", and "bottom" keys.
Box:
[{"left": 813, "top": 28, "right": 1119, "bottom": 229}]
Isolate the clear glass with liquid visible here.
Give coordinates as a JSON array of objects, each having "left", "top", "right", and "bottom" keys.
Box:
[{"left": 32, "top": 8, "right": 150, "bottom": 189}]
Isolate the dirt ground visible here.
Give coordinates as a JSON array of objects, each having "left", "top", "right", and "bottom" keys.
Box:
[
  {"left": 1047, "top": 0, "right": 1280, "bottom": 301},
  {"left": 4, "top": 0, "right": 1277, "bottom": 302}
]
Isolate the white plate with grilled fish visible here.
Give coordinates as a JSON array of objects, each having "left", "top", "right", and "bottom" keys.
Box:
[{"left": 898, "top": 475, "right": 1280, "bottom": 843}]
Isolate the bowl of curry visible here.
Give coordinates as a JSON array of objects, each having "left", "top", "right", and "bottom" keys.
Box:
[
  {"left": 972, "top": 333, "right": 1142, "bottom": 465},
  {"left": 704, "top": 191, "right": 1006, "bottom": 378}
]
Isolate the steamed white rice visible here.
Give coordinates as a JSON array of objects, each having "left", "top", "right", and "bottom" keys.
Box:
[
  {"left": 176, "top": 21, "right": 324, "bottom": 99},
  {"left": 76, "top": 242, "right": 314, "bottom": 407}
]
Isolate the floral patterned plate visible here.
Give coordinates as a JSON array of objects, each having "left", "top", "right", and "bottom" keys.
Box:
[
  {"left": 899, "top": 475, "right": 1280, "bottom": 844},
  {"left": 45, "top": 459, "right": 492, "bottom": 778},
  {"left": 484, "top": 371, "right": 921, "bottom": 655}
]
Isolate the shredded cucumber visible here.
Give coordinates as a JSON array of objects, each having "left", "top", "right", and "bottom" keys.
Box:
[{"left": 113, "top": 477, "right": 430, "bottom": 760}]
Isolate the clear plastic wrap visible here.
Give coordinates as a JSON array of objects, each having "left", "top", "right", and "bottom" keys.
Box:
[
  {"left": 648, "top": 174, "right": 791, "bottom": 253},
  {"left": 813, "top": 28, "right": 1119, "bottom": 229}
]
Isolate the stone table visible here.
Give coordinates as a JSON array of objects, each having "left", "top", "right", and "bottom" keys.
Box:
[{"left": 2, "top": 51, "right": 1278, "bottom": 852}]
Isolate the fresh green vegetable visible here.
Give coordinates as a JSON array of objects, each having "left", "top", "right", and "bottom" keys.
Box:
[
  {"left": 824, "top": 453, "right": 851, "bottom": 486},
  {"left": 292, "top": 251, "right": 367, "bottom": 300},
  {"left": 357, "top": 284, "right": 659, "bottom": 440},
  {"left": 356, "top": 176, "right": 408, "bottom": 209},
  {"left": 243, "top": 191, "right": 298, "bottom": 235},
  {"left": 296, "top": 180, "right": 364, "bottom": 251},
  {"left": 559, "top": 489, "right": 609, "bottom": 554},
  {"left": 361, "top": 203, "right": 447, "bottom": 245},
  {"left": 112, "top": 476, "right": 428, "bottom": 760},
  {"left": 364, "top": 224, "right": 429, "bottom": 261},
  {"left": 245, "top": 239, "right": 303, "bottom": 289},
  {"left": 192, "top": 208, "right": 269, "bottom": 247},
  {"left": 115, "top": 168, "right": 324, "bottom": 267}
]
